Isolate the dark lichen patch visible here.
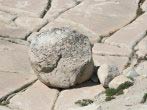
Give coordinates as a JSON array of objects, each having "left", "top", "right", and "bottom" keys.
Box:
[
  {"left": 140, "top": 93, "right": 147, "bottom": 104},
  {"left": 75, "top": 99, "right": 94, "bottom": 106},
  {"left": 105, "top": 81, "right": 134, "bottom": 101},
  {"left": 105, "top": 96, "right": 115, "bottom": 101}
]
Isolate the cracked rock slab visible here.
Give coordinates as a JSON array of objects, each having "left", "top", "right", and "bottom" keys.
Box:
[
  {"left": 44, "top": 0, "right": 78, "bottom": 22},
  {"left": 105, "top": 12, "right": 147, "bottom": 49},
  {"left": 0, "top": 40, "right": 33, "bottom": 74},
  {"left": 0, "top": 12, "right": 45, "bottom": 39},
  {"left": 0, "top": 0, "right": 48, "bottom": 17},
  {"left": 0, "top": 71, "right": 36, "bottom": 100},
  {"left": 15, "top": 16, "right": 46, "bottom": 32},
  {"left": 93, "top": 55, "right": 129, "bottom": 73},
  {"left": 9, "top": 81, "right": 59, "bottom": 110},
  {"left": 0, "top": 11, "right": 16, "bottom": 23},
  {"left": 0, "top": 21, "right": 30, "bottom": 39},
  {"left": 54, "top": 83, "right": 105, "bottom": 110},
  {"left": 135, "top": 36, "right": 147, "bottom": 58},
  {"left": 92, "top": 43, "right": 132, "bottom": 57},
  {"left": 99, "top": 76, "right": 147, "bottom": 110},
  {"left": 44, "top": 0, "right": 139, "bottom": 44}
]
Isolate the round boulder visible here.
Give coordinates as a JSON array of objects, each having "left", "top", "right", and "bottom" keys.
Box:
[{"left": 29, "top": 27, "right": 94, "bottom": 88}]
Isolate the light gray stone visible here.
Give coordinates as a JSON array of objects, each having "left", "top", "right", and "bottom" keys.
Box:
[
  {"left": 0, "top": 0, "right": 48, "bottom": 17},
  {"left": 0, "top": 71, "right": 36, "bottom": 100},
  {"left": 135, "top": 36, "right": 147, "bottom": 58},
  {"left": 9, "top": 81, "right": 59, "bottom": 110},
  {"left": 97, "top": 64, "right": 120, "bottom": 87},
  {"left": 15, "top": 16, "right": 46, "bottom": 31},
  {"left": 105, "top": 13, "right": 147, "bottom": 49},
  {"left": 135, "top": 61, "right": 147, "bottom": 77},
  {"left": 92, "top": 55, "right": 129, "bottom": 72},
  {"left": 109, "top": 75, "right": 133, "bottom": 89},
  {"left": 98, "top": 77, "right": 147, "bottom": 110},
  {"left": 142, "top": 0, "right": 147, "bottom": 12},
  {"left": 0, "top": 40, "right": 33, "bottom": 74},
  {"left": 42, "top": 0, "right": 139, "bottom": 44},
  {"left": 92, "top": 43, "right": 132, "bottom": 57},
  {"left": 123, "top": 67, "right": 139, "bottom": 78},
  {"left": 44, "top": 0, "right": 77, "bottom": 22},
  {"left": 30, "top": 27, "right": 94, "bottom": 88},
  {"left": 0, "top": 21, "right": 31, "bottom": 39},
  {"left": 54, "top": 84, "right": 105, "bottom": 110},
  {"left": 0, "top": 11, "right": 16, "bottom": 23}
]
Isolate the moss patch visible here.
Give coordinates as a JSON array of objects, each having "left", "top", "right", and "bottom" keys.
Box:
[
  {"left": 75, "top": 99, "right": 94, "bottom": 106},
  {"left": 105, "top": 81, "right": 133, "bottom": 101},
  {"left": 140, "top": 93, "right": 147, "bottom": 104}
]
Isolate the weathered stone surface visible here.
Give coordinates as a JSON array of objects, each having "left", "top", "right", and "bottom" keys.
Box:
[
  {"left": 0, "top": 40, "right": 36, "bottom": 99},
  {"left": 135, "top": 36, "right": 147, "bottom": 58},
  {"left": 42, "top": 0, "right": 139, "bottom": 44},
  {"left": 97, "top": 64, "right": 120, "bottom": 87},
  {"left": 0, "top": 11, "right": 16, "bottom": 23},
  {"left": 93, "top": 55, "right": 129, "bottom": 72},
  {"left": 0, "top": 71, "right": 36, "bottom": 100},
  {"left": 15, "top": 16, "right": 45, "bottom": 31},
  {"left": 0, "top": 21, "right": 30, "bottom": 39},
  {"left": 44, "top": 0, "right": 77, "bottom": 21},
  {"left": 135, "top": 61, "right": 147, "bottom": 77},
  {"left": 109, "top": 75, "right": 132, "bottom": 89},
  {"left": 98, "top": 77, "right": 147, "bottom": 110},
  {"left": 142, "top": 0, "right": 147, "bottom": 12},
  {"left": 30, "top": 27, "right": 94, "bottom": 88},
  {"left": 9, "top": 81, "right": 59, "bottom": 110},
  {"left": 0, "top": 0, "right": 48, "bottom": 17},
  {"left": 105, "top": 13, "right": 147, "bottom": 49},
  {"left": 0, "top": 40, "right": 33, "bottom": 73},
  {"left": 92, "top": 43, "right": 132, "bottom": 57},
  {"left": 0, "top": 106, "right": 12, "bottom": 110},
  {"left": 123, "top": 67, "right": 139, "bottom": 78},
  {"left": 54, "top": 84, "right": 105, "bottom": 110},
  {"left": 41, "top": 19, "right": 100, "bottom": 44}
]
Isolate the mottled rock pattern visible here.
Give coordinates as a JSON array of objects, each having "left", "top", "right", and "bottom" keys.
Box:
[
  {"left": 30, "top": 27, "right": 93, "bottom": 88},
  {"left": 97, "top": 64, "right": 120, "bottom": 87}
]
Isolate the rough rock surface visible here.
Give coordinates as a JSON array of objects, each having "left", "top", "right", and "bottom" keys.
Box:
[
  {"left": 54, "top": 82, "right": 105, "bottom": 110},
  {"left": 109, "top": 75, "right": 133, "bottom": 89},
  {"left": 42, "top": 0, "right": 139, "bottom": 44},
  {"left": 9, "top": 81, "right": 59, "bottom": 110},
  {"left": 135, "top": 61, "right": 147, "bottom": 77},
  {"left": 97, "top": 64, "right": 120, "bottom": 87},
  {"left": 30, "top": 27, "right": 94, "bottom": 88},
  {"left": 93, "top": 55, "right": 129, "bottom": 73},
  {"left": 105, "top": 13, "right": 147, "bottom": 49},
  {"left": 123, "top": 67, "right": 139, "bottom": 78},
  {"left": 135, "top": 36, "right": 147, "bottom": 58},
  {"left": 98, "top": 77, "right": 147, "bottom": 110},
  {"left": 0, "top": 0, "right": 147, "bottom": 110}
]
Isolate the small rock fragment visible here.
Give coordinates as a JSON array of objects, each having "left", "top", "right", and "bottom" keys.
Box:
[{"left": 97, "top": 64, "right": 120, "bottom": 87}]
